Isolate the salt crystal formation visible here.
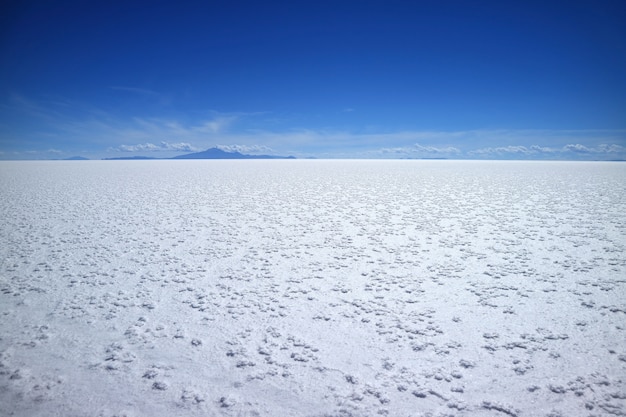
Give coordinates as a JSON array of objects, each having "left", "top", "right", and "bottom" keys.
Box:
[{"left": 1, "top": 160, "right": 624, "bottom": 416}]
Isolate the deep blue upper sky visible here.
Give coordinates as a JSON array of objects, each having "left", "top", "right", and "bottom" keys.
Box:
[{"left": 1, "top": 0, "right": 625, "bottom": 159}]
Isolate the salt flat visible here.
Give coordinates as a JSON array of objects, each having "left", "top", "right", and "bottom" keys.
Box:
[{"left": 0, "top": 160, "right": 625, "bottom": 417}]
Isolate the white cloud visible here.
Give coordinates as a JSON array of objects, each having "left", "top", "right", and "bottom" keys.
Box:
[
  {"left": 501, "top": 146, "right": 532, "bottom": 154},
  {"left": 216, "top": 144, "right": 274, "bottom": 154},
  {"left": 466, "top": 142, "right": 626, "bottom": 159},
  {"left": 113, "top": 141, "right": 199, "bottom": 153},
  {"left": 530, "top": 145, "right": 557, "bottom": 153},
  {"left": 380, "top": 143, "right": 461, "bottom": 156},
  {"left": 195, "top": 116, "right": 237, "bottom": 134},
  {"left": 116, "top": 143, "right": 161, "bottom": 152},
  {"left": 414, "top": 144, "right": 461, "bottom": 154},
  {"left": 161, "top": 141, "right": 197, "bottom": 152},
  {"left": 564, "top": 143, "right": 592, "bottom": 153},
  {"left": 597, "top": 144, "right": 625, "bottom": 153},
  {"left": 469, "top": 146, "right": 535, "bottom": 156},
  {"left": 563, "top": 143, "right": 625, "bottom": 154},
  {"left": 3, "top": 95, "right": 625, "bottom": 160}
]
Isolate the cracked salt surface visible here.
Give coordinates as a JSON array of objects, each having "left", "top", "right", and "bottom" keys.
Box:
[{"left": 0, "top": 159, "right": 625, "bottom": 417}]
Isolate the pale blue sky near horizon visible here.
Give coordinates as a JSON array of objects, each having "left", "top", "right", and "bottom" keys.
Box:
[{"left": 1, "top": 0, "right": 625, "bottom": 160}]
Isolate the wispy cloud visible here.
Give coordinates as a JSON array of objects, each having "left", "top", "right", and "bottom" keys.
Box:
[
  {"left": 111, "top": 141, "right": 199, "bottom": 153},
  {"left": 3, "top": 94, "right": 69, "bottom": 122},
  {"left": 216, "top": 144, "right": 274, "bottom": 154},
  {"left": 469, "top": 143, "right": 625, "bottom": 158},
  {"left": 52, "top": 113, "right": 244, "bottom": 152},
  {"left": 468, "top": 146, "right": 536, "bottom": 156},
  {"left": 597, "top": 144, "right": 625, "bottom": 153},
  {"left": 380, "top": 143, "right": 462, "bottom": 157},
  {"left": 1, "top": 95, "right": 625, "bottom": 160},
  {"left": 101, "top": 128, "right": 626, "bottom": 159},
  {"left": 195, "top": 116, "right": 237, "bottom": 134}
]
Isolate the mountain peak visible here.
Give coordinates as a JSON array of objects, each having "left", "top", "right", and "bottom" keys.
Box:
[{"left": 172, "top": 147, "right": 294, "bottom": 160}]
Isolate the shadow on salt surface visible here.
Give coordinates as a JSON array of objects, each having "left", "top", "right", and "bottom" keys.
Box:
[{"left": 0, "top": 160, "right": 625, "bottom": 416}]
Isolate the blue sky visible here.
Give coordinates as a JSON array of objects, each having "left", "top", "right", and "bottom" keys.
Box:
[{"left": 1, "top": 0, "right": 625, "bottom": 160}]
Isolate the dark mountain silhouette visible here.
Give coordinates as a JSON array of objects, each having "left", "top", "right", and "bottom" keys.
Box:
[
  {"left": 172, "top": 147, "right": 295, "bottom": 159},
  {"left": 102, "top": 147, "right": 294, "bottom": 160}
]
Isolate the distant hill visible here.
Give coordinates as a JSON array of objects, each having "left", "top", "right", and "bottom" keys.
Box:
[
  {"left": 172, "top": 147, "right": 295, "bottom": 160},
  {"left": 101, "top": 147, "right": 295, "bottom": 160},
  {"left": 64, "top": 156, "right": 90, "bottom": 160}
]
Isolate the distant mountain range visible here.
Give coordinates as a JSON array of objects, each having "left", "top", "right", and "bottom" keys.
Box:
[
  {"left": 171, "top": 148, "right": 295, "bottom": 160},
  {"left": 101, "top": 147, "right": 295, "bottom": 160}
]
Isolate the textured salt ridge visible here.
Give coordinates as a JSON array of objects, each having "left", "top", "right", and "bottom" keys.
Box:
[{"left": 0, "top": 160, "right": 624, "bottom": 417}]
